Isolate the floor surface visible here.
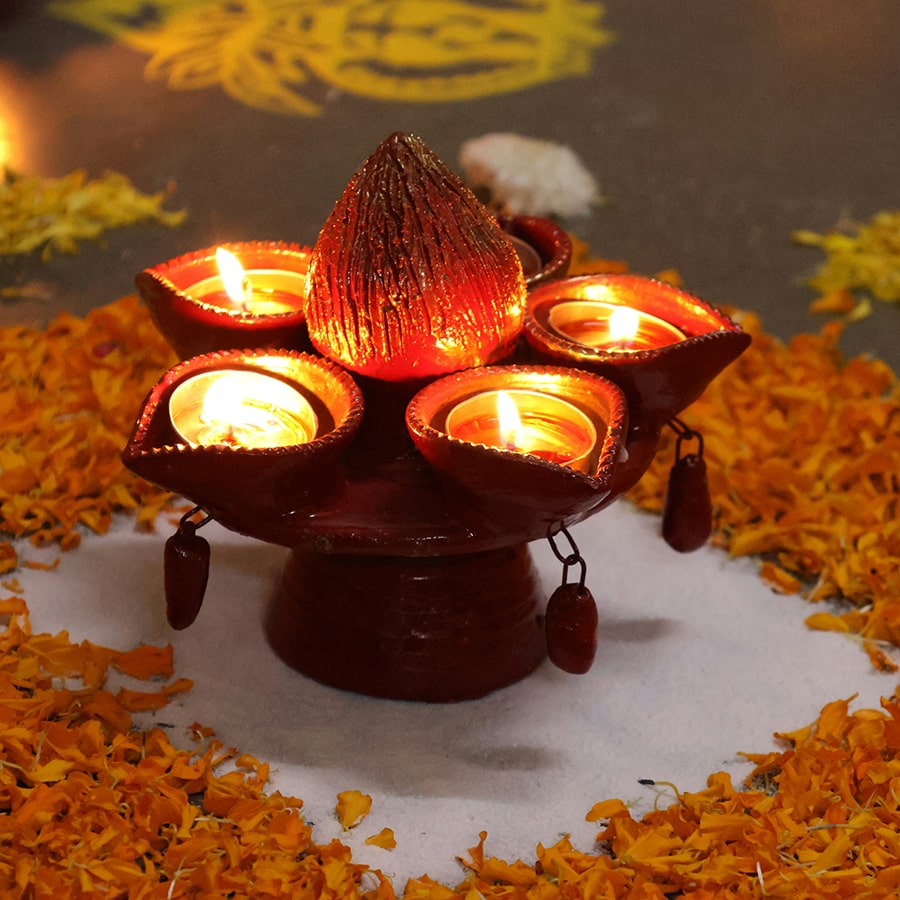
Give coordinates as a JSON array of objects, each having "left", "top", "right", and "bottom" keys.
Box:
[
  {"left": 2, "top": 2, "right": 899, "bottom": 887},
  {"left": 1, "top": 1, "right": 898, "bottom": 363}
]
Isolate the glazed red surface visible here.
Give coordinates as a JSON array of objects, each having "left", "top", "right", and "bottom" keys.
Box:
[
  {"left": 524, "top": 274, "right": 751, "bottom": 428},
  {"left": 124, "top": 136, "right": 748, "bottom": 700},
  {"left": 304, "top": 133, "right": 527, "bottom": 381}
]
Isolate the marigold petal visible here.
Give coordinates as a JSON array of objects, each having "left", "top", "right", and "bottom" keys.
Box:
[
  {"left": 365, "top": 827, "right": 397, "bottom": 849},
  {"left": 112, "top": 644, "right": 174, "bottom": 680},
  {"left": 335, "top": 790, "right": 372, "bottom": 830}
]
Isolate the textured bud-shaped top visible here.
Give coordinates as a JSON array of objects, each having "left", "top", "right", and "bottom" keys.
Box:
[{"left": 305, "top": 132, "right": 526, "bottom": 381}]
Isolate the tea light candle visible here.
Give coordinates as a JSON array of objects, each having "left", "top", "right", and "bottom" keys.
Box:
[
  {"left": 548, "top": 300, "right": 685, "bottom": 352},
  {"left": 505, "top": 234, "right": 543, "bottom": 279},
  {"left": 444, "top": 389, "right": 596, "bottom": 472},
  {"left": 187, "top": 247, "right": 306, "bottom": 315},
  {"left": 169, "top": 368, "right": 318, "bottom": 449}
]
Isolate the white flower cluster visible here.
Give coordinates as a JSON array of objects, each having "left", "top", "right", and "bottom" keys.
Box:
[{"left": 458, "top": 133, "right": 601, "bottom": 219}]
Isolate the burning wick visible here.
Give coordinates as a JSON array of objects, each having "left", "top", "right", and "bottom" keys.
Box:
[
  {"left": 197, "top": 376, "right": 254, "bottom": 445},
  {"left": 169, "top": 368, "right": 318, "bottom": 449},
  {"left": 184, "top": 248, "right": 305, "bottom": 315},
  {"left": 444, "top": 388, "right": 597, "bottom": 472},
  {"left": 607, "top": 306, "right": 640, "bottom": 351},
  {"left": 546, "top": 299, "right": 685, "bottom": 353},
  {"left": 216, "top": 247, "right": 254, "bottom": 312},
  {"left": 496, "top": 390, "right": 522, "bottom": 451}
]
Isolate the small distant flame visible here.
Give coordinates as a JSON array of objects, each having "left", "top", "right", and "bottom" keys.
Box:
[
  {"left": 608, "top": 306, "right": 640, "bottom": 346},
  {"left": 216, "top": 247, "right": 252, "bottom": 307},
  {"left": 0, "top": 111, "right": 13, "bottom": 170},
  {"left": 496, "top": 390, "right": 523, "bottom": 450}
]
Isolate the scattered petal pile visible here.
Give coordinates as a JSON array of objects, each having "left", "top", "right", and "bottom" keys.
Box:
[
  {"left": 411, "top": 688, "right": 900, "bottom": 899},
  {"left": 0, "top": 596, "right": 396, "bottom": 897},
  {"left": 569, "top": 242, "right": 900, "bottom": 664},
  {"left": 0, "top": 168, "right": 185, "bottom": 260},
  {"left": 794, "top": 210, "right": 900, "bottom": 306},
  {"left": 4, "top": 248, "right": 900, "bottom": 894},
  {"left": 6, "top": 578, "right": 900, "bottom": 896},
  {"left": 0, "top": 296, "right": 179, "bottom": 572}
]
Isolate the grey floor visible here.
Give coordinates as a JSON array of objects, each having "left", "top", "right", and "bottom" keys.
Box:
[{"left": 1, "top": 1, "right": 898, "bottom": 367}]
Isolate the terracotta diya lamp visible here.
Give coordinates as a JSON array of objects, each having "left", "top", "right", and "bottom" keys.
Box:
[
  {"left": 135, "top": 241, "right": 312, "bottom": 359},
  {"left": 406, "top": 364, "right": 629, "bottom": 530},
  {"left": 498, "top": 214, "right": 572, "bottom": 288},
  {"left": 123, "top": 349, "right": 363, "bottom": 522},
  {"left": 524, "top": 274, "right": 750, "bottom": 430},
  {"left": 524, "top": 274, "right": 751, "bottom": 553},
  {"left": 125, "top": 132, "right": 749, "bottom": 702}
]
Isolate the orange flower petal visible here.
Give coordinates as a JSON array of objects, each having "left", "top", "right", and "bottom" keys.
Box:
[
  {"left": 365, "top": 827, "right": 397, "bottom": 849},
  {"left": 335, "top": 790, "right": 372, "bottom": 830}
]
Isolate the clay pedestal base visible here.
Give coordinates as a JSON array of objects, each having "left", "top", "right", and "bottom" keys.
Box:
[{"left": 264, "top": 544, "right": 546, "bottom": 702}]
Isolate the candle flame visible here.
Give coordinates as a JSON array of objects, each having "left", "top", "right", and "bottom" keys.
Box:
[
  {"left": 200, "top": 372, "right": 247, "bottom": 427},
  {"left": 496, "top": 390, "right": 523, "bottom": 450},
  {"left": 216, "top": 246, "right": 252, "bottom": 306},
  {"left": 608, "top": 306, "right": 640, "bottom": 345},
  {"left": 198, "top": 371, "right": 310, "bottom": 446}
]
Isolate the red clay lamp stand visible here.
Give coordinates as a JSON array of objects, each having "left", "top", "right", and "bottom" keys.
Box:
[{"left": 124, "top": 133, "right": 749, "bottom": 702}]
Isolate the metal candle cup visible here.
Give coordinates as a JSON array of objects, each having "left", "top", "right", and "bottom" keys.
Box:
[
  {"left": 186, "top": 247, "right": 305, "bottom": 315},
  {"left": 548, "top": 299, "right": 686, "bottom": 352},
  {"left": 444, "top": 388, "right": 597, "bottom": 473},
  {"left": 187, "top": 269, "right": 306, "bottom": 315},
  {"left": 168, "top": 368, "right": 318, "bottom": 449}
]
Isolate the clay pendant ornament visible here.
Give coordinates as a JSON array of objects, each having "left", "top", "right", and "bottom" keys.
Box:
[
  {"left": 164, "top": 518, "right": 210, "bottom": 629},
  {"left": 304, "top": 132, "right": 527, "bottom": 381},
  {"left": 662, "top": 451, "right": 712, "bottom": 553},
  {"left": 545, "top": 582, "right": 599, "bottom": 674}
]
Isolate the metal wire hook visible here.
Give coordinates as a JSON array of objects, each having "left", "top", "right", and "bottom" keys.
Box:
[
  {"left": 547, "top": 522, "right": 587, "bottom": 590},
  {"left": 667, "top": 416, "right": 704, "bottom": 460},
  {"left": 178, "top": 506, "right": 212, "bottom": 531}
]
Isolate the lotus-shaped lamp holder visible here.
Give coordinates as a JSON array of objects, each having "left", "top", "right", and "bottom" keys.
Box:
[{"left": 124, "top": 133, "right": 749, "bottom": 702}]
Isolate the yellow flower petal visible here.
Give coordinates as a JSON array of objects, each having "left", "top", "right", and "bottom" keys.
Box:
[{"left": 335, "top": 789, "right": 372, "bottom": 830}]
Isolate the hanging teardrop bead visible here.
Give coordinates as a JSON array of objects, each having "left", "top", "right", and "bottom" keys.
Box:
[
  {"left": 545, "top": 582, "right": 599, "bottom": 674},
  {"left": 662, "top": 450, "right": 712, "bottom": 552},
  {"left": 164, "top": 520, "right": 210, "bottom": 629}
]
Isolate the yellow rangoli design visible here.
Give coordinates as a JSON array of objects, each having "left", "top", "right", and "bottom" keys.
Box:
[{"left": 48, "top": 0, "right": 612, "bottom": 116}]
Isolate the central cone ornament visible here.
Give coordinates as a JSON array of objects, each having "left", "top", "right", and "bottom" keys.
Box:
[{"left": 305, "top": 132, "right": 527, "bottom": 381}]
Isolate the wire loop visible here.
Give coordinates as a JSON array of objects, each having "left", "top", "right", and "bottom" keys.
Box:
[
  {"left": 179, "top": 506, "right": 212, "bottom": 531},
  {"left": 668, "top": 416, "right": 704, "bottom": 460},
  {"left": 547, "top": 522, "right": 587, "bottom": 590}
]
